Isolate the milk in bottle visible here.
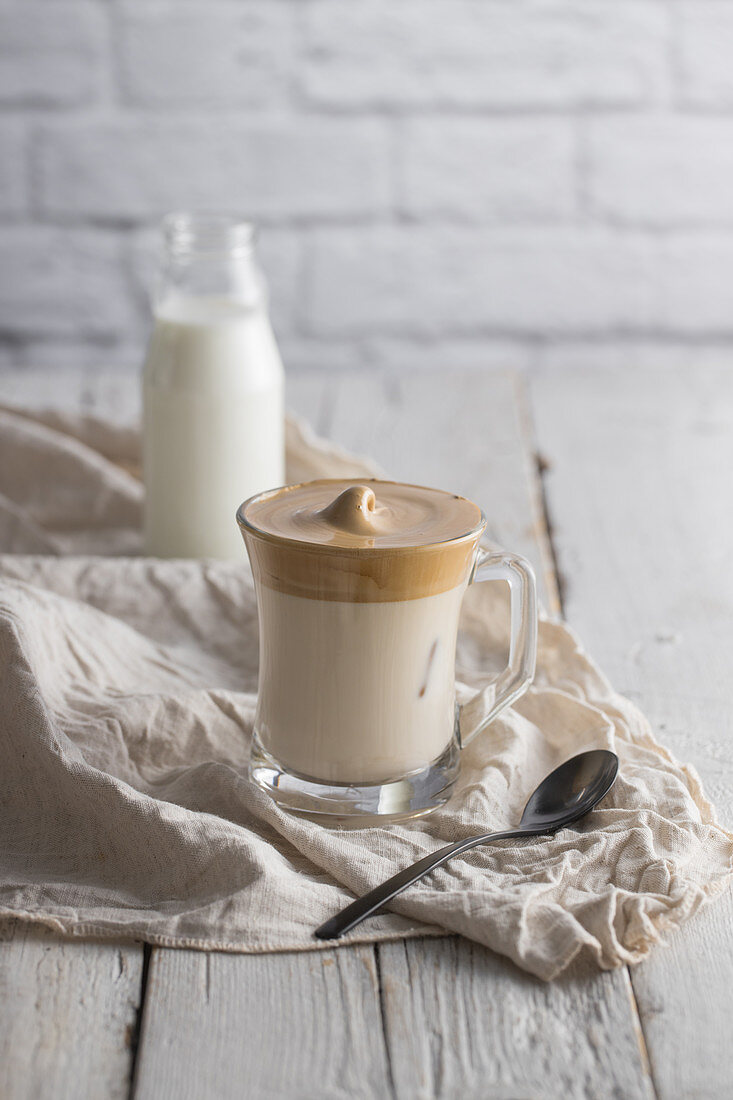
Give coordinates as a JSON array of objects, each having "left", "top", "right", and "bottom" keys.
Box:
[{"left": 143, "top": 214, "right": 284, "bottom": 558}]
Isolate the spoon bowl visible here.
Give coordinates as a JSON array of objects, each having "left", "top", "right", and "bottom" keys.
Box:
[
  {"left": 520, "top": 748, "right": 619, "bottom": 832},
  {"left": 315, "top": 749, "right": 619, "bottom": 941}
]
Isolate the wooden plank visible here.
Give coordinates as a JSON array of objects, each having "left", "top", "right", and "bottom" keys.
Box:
[
  {"left": 530, "top": 362, "right": 733, "bottom": 1100},
  {"left": 1, "top": 365, "right": 90, "bottom": 412},
  {"left": 0, "top": 921, "right": 143, "bottom": 1100},
  {"left": 378, "top": 939, "right": 652, "bottom": 1100},
  {"left": 328, "top": 369, "right": 652, "bottom": 1100},
  {"left": 133, "top": 946, "right": 392, "bottom": 1100},
  {"left": 1, "top": 364, "right": 141, "bottom": 423}
]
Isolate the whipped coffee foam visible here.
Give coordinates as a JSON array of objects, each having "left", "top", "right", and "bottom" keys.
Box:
[
  {"left": 239, "top": 480, "right": 484, "bottom": 603},
  {"left": 244, "top": 480, "right": 482, "bottom": 550}
]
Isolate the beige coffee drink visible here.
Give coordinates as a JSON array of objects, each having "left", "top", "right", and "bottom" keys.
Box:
[
  {"left": 238, "top": 478, "right": 537, "bottom": 820},
  {"left": 239, "top": 480, "right": 483, "bottom": 784}
]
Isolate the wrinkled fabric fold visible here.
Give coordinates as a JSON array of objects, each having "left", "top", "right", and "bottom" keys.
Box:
[{"left": 0, "top": 405, "right": 730, "bottom": 980}]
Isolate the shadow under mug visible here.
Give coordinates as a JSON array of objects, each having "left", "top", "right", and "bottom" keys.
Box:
[{"left": 237, "top": 481, "right": 538, "bottom": 822}]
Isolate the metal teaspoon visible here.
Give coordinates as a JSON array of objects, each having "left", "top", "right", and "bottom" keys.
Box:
[{"left": 315, "top": 749, "right": 619, "bottom": 941}]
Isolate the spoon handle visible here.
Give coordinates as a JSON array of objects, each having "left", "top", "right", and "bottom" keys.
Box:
[{"left": 314, "top": 827, "right": 528, "bottom": 941}]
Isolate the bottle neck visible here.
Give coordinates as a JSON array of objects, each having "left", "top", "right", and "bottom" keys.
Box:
[{"left": 154, "top": 213, "right": 265, "bottom": 314}]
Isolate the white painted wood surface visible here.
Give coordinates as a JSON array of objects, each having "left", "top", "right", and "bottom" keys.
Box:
[
  {"left": 1, "top": 362, "right": 728, "bottom": 1098},
  {"left": 134, "top": 946, "right": 391, "bottom": 1100},
  {"left": 0, "top": 920, "right": 142, "bottom": 1100},
  {"left": 0, "top": 365, "right": 143, "bottom": 424},
  {"left": 531, "top": 364, "right": 733, "bottom": 1100},
  {"left": 378, "top": 939, "right": 653, "bottom": 1100}
]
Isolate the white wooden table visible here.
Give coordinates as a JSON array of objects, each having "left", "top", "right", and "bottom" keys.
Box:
[{"left": 1, "top": 364, "right": 732, "bottom": 1100}]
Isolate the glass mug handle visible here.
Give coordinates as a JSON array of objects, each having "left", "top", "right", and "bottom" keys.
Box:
[{"left": 458, "top": 548, "right": 538, "bottom": 746}]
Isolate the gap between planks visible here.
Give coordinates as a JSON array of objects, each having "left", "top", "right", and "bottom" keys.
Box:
[
  {"left": 127, "top": 944, "right": 152, "bottom": 1100},
  {"left": 374, "top": 945, "right": 397, "bottom": 1100}
]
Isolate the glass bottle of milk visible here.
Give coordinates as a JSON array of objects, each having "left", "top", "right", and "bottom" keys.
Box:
[{"left": 142, "top": 213, "right": 285, "bottom": 558}]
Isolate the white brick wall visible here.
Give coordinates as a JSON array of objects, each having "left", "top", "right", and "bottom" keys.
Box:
[
  {"left": 399, "top": 119, "right": 576, "bottom": 222},
  {"left": 0, "top": 6, "right": 103, "bottom": 107},
  {"left": 0, "top": 122, "right": 27, "bottom": 214},
  {"left": 588, "top": 118, "right": 733, "bottom": 226},
  {"left": 38, "top": 119, "right": 390, "bottom": 220},
  {"left": 1, "top": 0, "right": 733, "bottom": 374},
  {"left": 0, "top": 227, "right": 137, "bottom": 337},
  {"left": 307, "top": 228, "right": 660, "bottom": 336},
  {"left": 677, "top": 4, "right": 733, "bottom": 108},
  {"left": 302, "top": 2, "right": 671, "bottom": 109},
  {"left": 117, "top": 6, "right": 295, "bottom": 109}
]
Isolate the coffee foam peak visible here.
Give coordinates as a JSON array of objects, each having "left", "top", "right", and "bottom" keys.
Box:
[{"left": 241, "top": 479, "right": 483, "bottom": 551}]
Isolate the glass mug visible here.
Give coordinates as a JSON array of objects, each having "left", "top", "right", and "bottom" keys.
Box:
[{"left": 237, "top": 479, "right": 538, "bottom": 821}]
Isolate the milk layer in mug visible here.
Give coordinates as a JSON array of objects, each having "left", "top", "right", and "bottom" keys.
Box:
[{"left": 255, "top": 583, "right": 466, "bottom": 784}]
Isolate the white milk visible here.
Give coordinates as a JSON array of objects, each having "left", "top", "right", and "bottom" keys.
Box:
[
  {"left": 254, "top": 584, "right": 466, "bottom": 784},
  {"left": 143, "top": 297, "right": 284, "bottom": 559}
]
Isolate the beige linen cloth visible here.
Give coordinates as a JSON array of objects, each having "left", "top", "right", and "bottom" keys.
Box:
[{"left": 0, "top": 404, "right": 731, "bottom": 981}]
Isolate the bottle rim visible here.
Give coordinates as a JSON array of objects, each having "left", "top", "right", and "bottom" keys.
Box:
[{"left": 162, "top": 212, "right": 255, "bottom": 258}]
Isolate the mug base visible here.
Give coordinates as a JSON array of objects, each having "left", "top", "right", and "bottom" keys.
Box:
[{"left": 249, "top": 733, "right": 460, "bottom": 824}]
